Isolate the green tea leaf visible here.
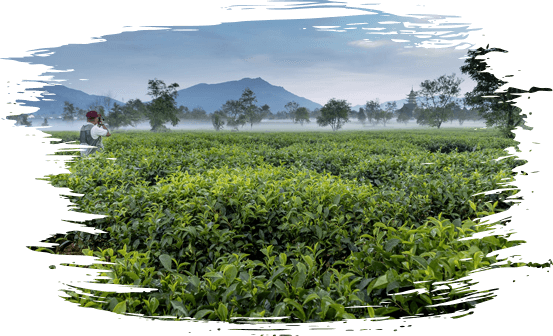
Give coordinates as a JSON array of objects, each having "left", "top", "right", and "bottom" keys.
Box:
[
  {"left": 384, "top": 239, "right": 401, "bottom": 252},
  {"left": 223, "top": 264, "right": 238, "bottom": 286},
  {"left": 159, "top": 254, "right": 173, "bottom": 270},
  {"left": 194, "top": 309, "right": 214, "bottom": 320},
  {"left": 374, "top": 274, "right": 388, "bottom": 289},
  {"left": 171, "top": 300, "right": 189, "bottom": 317},
  {"left": 216, "top": 303, "right": 228, "bottom": 321},
  {"left": 113, "top": 301, "right": 126, "bottom": 314},
  {"left": 284, "top": 298, "right": 306, "bottom": 322}
]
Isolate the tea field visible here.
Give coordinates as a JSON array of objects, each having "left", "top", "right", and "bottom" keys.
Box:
[{"left": 40, "top": 128, "right": 525, "bottom": 322}]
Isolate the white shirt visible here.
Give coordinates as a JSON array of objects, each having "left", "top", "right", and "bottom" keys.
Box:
[{"left": 90, "top": 122, "right": 108, "bottom": 139}]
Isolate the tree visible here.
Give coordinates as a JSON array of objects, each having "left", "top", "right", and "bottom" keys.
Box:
[
  {"left": 396, "top": 105, "right": 410, "bottom": 124},
  {"left": 396, "top": 112, "right": 410, "bottom": 124},
  {"left": 310, "top": 108, "right": 321, "bottom": 119},
  {"left": 293, "top": 107, "right": 310, "bottom": 126},
  {"left": 8, "top": 114, "right": 33, "bottom": 126},
  {"left": 382, "top": 101, "right": 396, "bottom": 126},
  {"left": 240, "top": 88, "right": 263, "bottom": 128},
  {"left": 89, "top": 92, "right": 116, "bottom": 117},
  {"left": 221, "top": 99, "right": 245, "bottom": 130},
  {"left": 260, "top": 104, "right": 272, "bottom": 119},
  {"left": 364, "top": 100, "right": 381, "bottom": 126},
  {"left": 177, "top": 106, "right": 190, "bottom": 120},
  {"left": 104, "top": 101, "right": 144, "bottom": 129},
  {"left": 285, "top": 101, "right": 299, "bottom": 118},
  {"left": 62, "top": 101, "right": 77, "bottom": 123},
  {"left": 358, "top": 107, "right": 366, "bottom": 125},
  {"left": 459, "top": 45, "right": 548, "bottom": 138},
  {"left": 144, "top": 79, "right": 180, "bottom": 132},
  {"left": 41, "top": 117, "right": 49, "bottom": 127},
  {"left": 104, "top": 103, "right": 125, "bottom": 129},
  {"left": 316, "top": 98, "right": 350, "bottom": 131},
  {"left": 190, "top": 107, "right": 208, "bottom": 120},
  {"left": 211, "top": 110, "right": 225, "bottom": 131},
  {"left": 287, "top": 101, "right": 310, "bottom": 125},
  {"left": 415, "top": 73, "right": 463, "bottom": 129},
  {"left": 123, "top": 99, "right": 148, "bottom": 126}
]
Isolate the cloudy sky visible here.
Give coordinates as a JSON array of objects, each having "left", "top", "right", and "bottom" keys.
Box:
[{"left": 12, "top": 7, "right": 478, "bottom": 107}]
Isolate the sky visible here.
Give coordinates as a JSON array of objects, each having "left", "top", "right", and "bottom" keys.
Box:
[{"left": 12, "top": 9, "right": 478, "bottom": 107}]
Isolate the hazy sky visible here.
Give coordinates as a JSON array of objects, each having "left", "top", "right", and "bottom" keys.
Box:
[{"left": 13, "top": 10, "right": 479, "bottom": 107}]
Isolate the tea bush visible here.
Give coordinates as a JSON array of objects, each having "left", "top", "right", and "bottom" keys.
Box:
[{"left": 43, "top": 129, "right": 525, "bottom": 321}]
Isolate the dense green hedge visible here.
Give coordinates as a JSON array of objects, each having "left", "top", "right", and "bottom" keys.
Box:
[{"left": 42, "top": 129, "right": 524, "bottom": 322}]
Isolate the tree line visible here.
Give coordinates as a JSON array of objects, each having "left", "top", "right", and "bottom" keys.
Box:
[
  {"left": 52, "top": 76, "right": 479, "bottom": 133},
  {"left": 12, "top": 45, "right": 547, "bottom": 137}
]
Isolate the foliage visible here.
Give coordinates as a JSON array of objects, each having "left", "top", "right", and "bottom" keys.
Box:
[
  {"left": 316, "top": 98, "right": 350, "bottom": 131},
  {"left": 211, "top": 110, "right": 225, "bottom": 131},
  {"left": 240, "top": 88, "right": 263, "bottom": 129},
  {"left": 381, "top": 102, "right": 396, "bottom": 126},
  {"left": 42, "top": 129, "right": 525, "bottom": 322},
  {"left": 396, "top": 108, "right": 410, "bottom": 124},
  {"left": 62, "top": 101, "right": 77, "bottom": 122},
  {"left": 285, "top": 102, "right": 310, "bottom": 126},
  {"left": 459, "top": 45, "right": 550, "bottom": 138},
  {"left": 415, "top": 74, "right": 463, "bottom": 129},
  {"left": 358, "top": 108, "right": 366, "bottom": 125},
  {"left": 364, "top": 100, "right": 381, "bottom": 126},
  {"left": 144, "top": 79, "right": 180, "bottom": 132}
]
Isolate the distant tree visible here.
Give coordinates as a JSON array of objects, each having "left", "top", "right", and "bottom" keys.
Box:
[
  {"left": 260, "top": 104, "right": 272, "bottom": 119},
  {"left": 456, "top": 106, "right": 470, "bottom": 125},
  {"left": 144, "top": 79, "right": 180, "bottom": 132},
  {"left": 364, "top": 100, "right": 381, "bottom": 126},
  {"left": 89, "top": 91, "right": 116, "bottom": 117},
  {"left": 105, "top": 101, "right": 144, "bottom": 129},
  {"left": 274, "top": 110, "right": 289, "bottom": 120},
  {"left": 104, "top": 103, "right": 125, "bottom": 129},
  {"left": 190, "top": 107, "right": 208, "bottom": 120},
  {"left": 7, "top": 114, "right": 31, "bottom": 126},
  {"left": 358, "top": 107, "right": 366, "bottom": 125},
  {"left": 294, "top": 107, "right": 310, "bottom": 126},
  {"left": 221, "top": 99, "right": 245, "bottom": 130},
  {"left": 286, "top": 101, "right": 309, "bottom": 125},
  {"left": 412, "top": 107, "right": 426, "bottom": 126},
  {"left": 382, "top": 101, "right": 396, "bottom": 126},
  {"left": 396, "top": 105, "right": 410, "bottom": 124},
  {"left": 62, "top": 101, "right": 77, "bottom": 123},
  {"left": 75, "top": 107, "right": 87, "bottom": 121},
  {"left": 240, "top": 88, "right": 263, "bottom": 128},
  {"left": 177, "top": 105, "right": 190, "bottom": 119},
  {"left": 211, "top": 110, "right": 225, "bottom": 131},
  {"left": 396, "top": 112, "right": 410, "bottom": 124},
  {"left": 285, "top": 101, "right": 299, "bottom": 119},
  {"left": 41, "top": 117, "right": 49, "bottom": 127},
  {"left": 123, "top": 99, "right": 148, "bottom": 125},
  {"left": 415, "top": 73, "right": 463, "bottom": 129},
  {"left": 309, "top": 108, "right": 321, "bottom": 119},
  {"left": 316, "top": 98, "right": 350, "bottom": 131}
]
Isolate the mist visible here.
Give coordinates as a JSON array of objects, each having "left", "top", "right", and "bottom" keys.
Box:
[{"left": 33, "top": 118, "right": 488, "bottom": 133}]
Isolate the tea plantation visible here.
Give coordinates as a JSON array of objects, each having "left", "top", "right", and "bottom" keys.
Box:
[{"left": 41, "top": 128, "right": 525, "bottom": 322}]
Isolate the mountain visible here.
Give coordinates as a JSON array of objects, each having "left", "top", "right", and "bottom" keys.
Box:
[
  {"left": 15, "top": 78, "right": 321, "bottom": 117},
  {"left": 16, "top": 80, "right": 466, "bottom": 119},
  {"left": 16, "top": 84, "right": 124, "bottom": 117},
  {"left": 172, "top": 77, "right": 322, "bottom": 113}
]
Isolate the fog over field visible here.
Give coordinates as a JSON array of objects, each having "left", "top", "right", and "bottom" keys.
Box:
[{"left": 35, "top": 118, "right": 487, "bottom": 133}]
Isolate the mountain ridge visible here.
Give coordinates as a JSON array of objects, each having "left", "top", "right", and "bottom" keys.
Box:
[{"left": 17, "top": 78, "right": 466, "bottom": 118}]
